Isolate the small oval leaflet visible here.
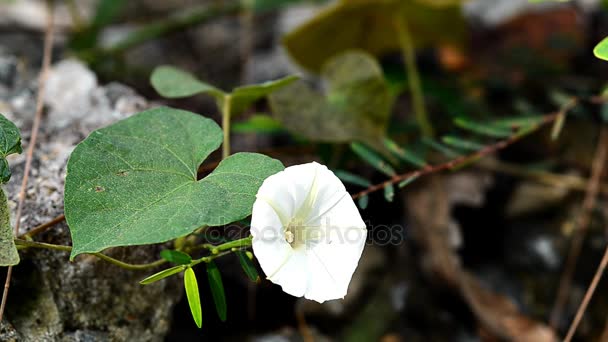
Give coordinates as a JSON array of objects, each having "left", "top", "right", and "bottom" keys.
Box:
[
  {"left": 207, "top": 261, "right": 227, "bottom": 322},
  {"left": 140, "top": 265, "right": 185, "bottom": 285},
  {"left": 184, "top": 267, "right": 202, "bottom": 329},
  {"left": 160, "top": 250, "right": 192, "bottom": 265}
]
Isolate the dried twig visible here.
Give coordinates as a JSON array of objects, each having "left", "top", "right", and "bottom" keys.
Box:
[
  {"left": 559, "top": 127, "right": 608, "bottom": 341},
  {"left": 19, "top": 214, "right": 65, "bottom": 239},
  {"left": 0, "top": 0, "right": 55, "bottom": 322}
]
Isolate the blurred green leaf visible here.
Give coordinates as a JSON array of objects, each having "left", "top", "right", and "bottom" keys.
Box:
[
  {"left": 207, "top": 261, "right": 227, "bottom": 322},
  {"left": 358, "top": 195, "right": 369, "bottom": 210},
  {"left": 160, "top": 250, "right": 192, "bottom": 265},
  {"left": 454, "top": 117, "right": 513, "bottom": 138},
  {"left": 232, "top": 114, "right": 285, "bottom": 134},
  {"left": 398, "top": 175, "right": 418, "bottom": 188},
  {"left": 442, "top": 135, "right": 485, "bottom": 151},
  {"left": 230, "top": 76, "right": 299, "bottom": 116},
  {"left": 270, "top": 51, "right": 393, "bottom": 150},
  {"left": 184, "top": 268, "right": 203, "bottom": 328},
  {"left": 151, "top": 65, "right": 224, "bottom": 99},
  {"left": 283, "top": 0, "right": 466, "bottom": 73},
  {"left": 550, "top": 112, "right": 567, "bottom": 141},
  {"left": 351, "top": 143, "right": 396, "bottom": 177},
  {"left": 384, "top": 138, "right": 427, "bottom": 168},
  {"left": 151, "top": 66, "right": 297, "bottom": 116},
  {"left": 236, "top": 251, "right": 259, "bottom": 282},
  {"left": 140, "top": 265, "right": 185, "bottom": 285},
  {"left": 335, "top": 170, "right": 372, "bottom": 187},
  {"left": 594, "top": 37, "right": 608, "bottom": 61},
  {"left": 421, "top": 137, "right": 460, "bottom": 158},
  {"left": 384, "top": 183, "right": 395, "bottom": 202}
]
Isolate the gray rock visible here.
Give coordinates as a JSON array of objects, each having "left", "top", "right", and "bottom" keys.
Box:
[{"left": 1, "top": 55, "right": 181, "bottom": 341}]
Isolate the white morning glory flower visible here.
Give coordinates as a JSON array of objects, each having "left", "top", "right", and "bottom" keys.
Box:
[{"left": 250, "top": 162, "right": 367, "bottom": 303}]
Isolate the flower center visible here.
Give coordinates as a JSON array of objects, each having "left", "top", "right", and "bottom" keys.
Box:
[{"left": 284, "top": 219, "right": 324, "bottom": 250}]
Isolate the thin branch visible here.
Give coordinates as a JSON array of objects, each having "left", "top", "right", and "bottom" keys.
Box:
[
  {"left": 19, "top": 214, "right": 65, "bottom": 239},
  {"left": 564, "top": 244, "right": 608, "bottom": 342},
  {"left": 550, "top": 127, "right": 608, "bottom": 329},
  {"left": 351, "top": 111, "right": 565, "bottom": 200},
  {"left": 0, "top": 0, "right": 55, "bottom": 322},
  {"left": 557, "top": 127, "right": 608, "bottom": 340}
]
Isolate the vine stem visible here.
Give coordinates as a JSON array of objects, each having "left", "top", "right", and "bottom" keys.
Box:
[
  {"left": 550, "top": 126, "right": 608, "bottom": 329},
  {"left": 222, "top": 95, "right": 232, "bottom": 159},
  {"left": 0, "top": 0, "right": 55, "bottom": 322},
  {"left": 395, "top": 15, "right": 433, "bottom": 138},
  {"left": 13, "top": 239, "right": 167, "bottom": 271},
  {"left": 351, "top": 109, "right": 570, "bottom": 200}
]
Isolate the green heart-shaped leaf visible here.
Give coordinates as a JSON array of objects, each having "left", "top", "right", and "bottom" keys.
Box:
[
  {"left": 283, "top": 0, "right": 466, "bottom": 72},
  {"left": 269, "top": 51, "right": 393, "bottom": 149},
  {"left": 0, "top": 114, "right": 22, "bottom": 266},
  {"left": 65, "top": 107, "right": 284, "bottom": 258}
]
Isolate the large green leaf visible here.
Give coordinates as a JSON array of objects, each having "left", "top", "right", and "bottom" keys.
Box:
[
  {"left": 283, "top": 0, "right": 466, "bottom": 72},
  {"left": 150, "top": 65, "right": 298, "bottom": 116},
  {"left": 0, "top": 114, "right": 23, "bottom": 183},
  {"left": 269, "top": 51, "right": 393, "bottom": 149},
  {"left": 64, "top": 107, "right": 284, "bottom": 258},
  {"left": 0, "top": 189, "right": 18, "bottom": 266}
]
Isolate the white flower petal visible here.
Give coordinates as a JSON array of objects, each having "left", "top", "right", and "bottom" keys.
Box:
[
  {"left": 304, "top": 219, "right": 367, "bottom": 302},
  {"left": 250, "top": 200, "right": 292, "bottom": 277},
  {"left": 267, "top": 249, "right": 308, "bottom": 297},
  {"left": 256, "top": 162, "right": 321, "bottom": 225}
]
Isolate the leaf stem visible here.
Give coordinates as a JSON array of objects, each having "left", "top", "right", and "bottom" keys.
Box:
[
  {"left": 207, "top": 236, "right": 252, "bottom": 254},
  {"left": 14, "top": 239, "right": 167, "bottom": 271},
  {"left": 222, "top": 95, "right": 232, "bottom": 159},
  {"left": 395, "top": 15, "right": 433, "bottom": 138}
]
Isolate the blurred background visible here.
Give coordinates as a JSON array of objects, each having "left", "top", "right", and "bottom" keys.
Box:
[{"left": 1, "top": 0, "right": 608, "bottom": 341}]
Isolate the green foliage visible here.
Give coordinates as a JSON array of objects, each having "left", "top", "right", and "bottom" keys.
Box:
[
  {"left": 150, "top": 65, "right": 298, "bottom": 116},
  {"left": 70, "top": 0, "right": 127, "bottom": 51},
  {"left": 0, "top": 189, "right": 18, "bottom": 266},
  {"left": 236, "top": 251, "right": 259, "bottom": 282},
  {"left": 64, "top": 107, "right": 284, "bottom": 258},
  {"left": 184, "top": 267, "right": 203, "bottom": 328},
  {"left": 350, "top": 143, "right": 396, "bottom": 177},
  {"left": 398, "top": 175, "right": 418, "bottom": 188},
  {"left": 140, "top": 265, "right": 186, "bottom": 285},
  {"left": 207, "top": 261, "right": 227, "bottom": 322},
  {"left": 358, "top": 195, "right": 369, "bottom": 210},
  {"left": 453, "top": 118, "right": 513, "bottom": 138},
  {"left": 232, "top": 114, "right": 285, "bottom": 135},
  {"left": 270, "top": 52, "right": 393, "bottom": 150},
  {"left": 441, "top": 135, "right": 485, "bottom": 151},
  {"left": 334, "top": 170, "right": 372, "bottom": 188},
  {"left": 150, "top": 65, "right": 224, "bottom": 99},
  {"left": 283, "top": 0, "right": 466, "bottom": 72},
  {"left": 0, "top": 114, "right": 23, "bottom": 183},
  {"left": 160, "top": 250, "right": 192, "bottom": 265},
  {"left": 0, "top": 114, "right": 21, "bottom": 266},
  {"left": 384, "top": 138, "right": 428, "bottom": 168},
  {"left": 384, "top": 183, "right": 395, "bottom": 202}
]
